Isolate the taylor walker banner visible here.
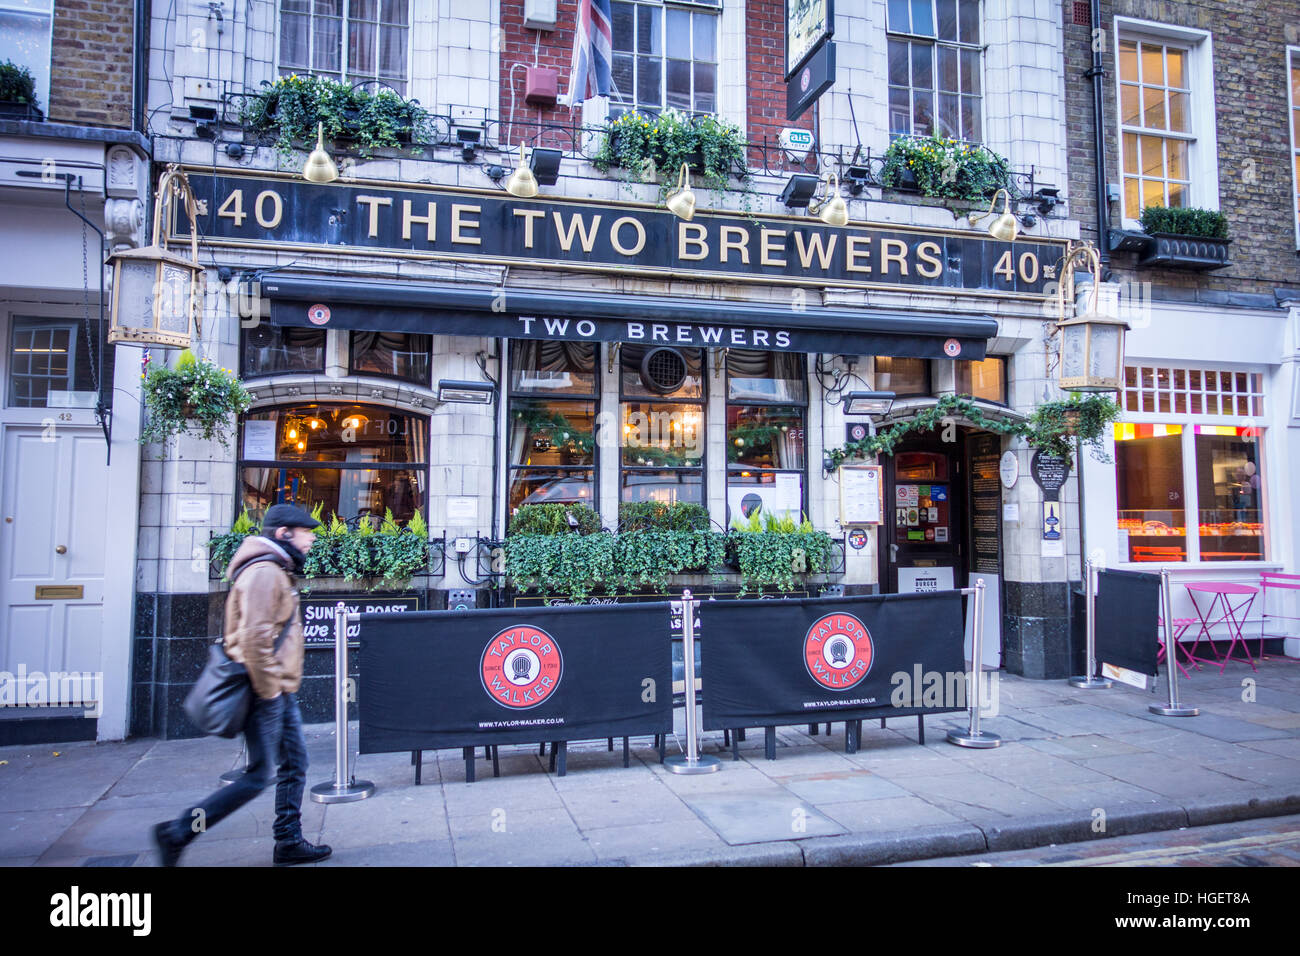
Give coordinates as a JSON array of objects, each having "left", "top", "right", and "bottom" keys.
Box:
[
  {"left": 701, "top": 592, "right": 966, "bottom": 730},
  {"left": 358, "top": 603, "right": 673, "bottom": 753}
]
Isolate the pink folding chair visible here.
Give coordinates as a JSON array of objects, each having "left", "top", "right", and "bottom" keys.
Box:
[
  {"left": 1259, "top": 572, "right": 1300, "bottom": 661},
  {"left": 1157, "top": 615, "right": 1198, "bottom": 679}
]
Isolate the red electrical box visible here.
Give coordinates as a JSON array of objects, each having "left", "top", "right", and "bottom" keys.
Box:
[{"left": 524, "top": 67, "right": 559, "bottom": 107}]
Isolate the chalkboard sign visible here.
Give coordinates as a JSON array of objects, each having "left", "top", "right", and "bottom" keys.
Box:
[
  {"left": 300, "top": 594, "right": 422, "bottom": 647},
  {"left": 1030, "top": 451, "right": 1070, "bottom": 502}
]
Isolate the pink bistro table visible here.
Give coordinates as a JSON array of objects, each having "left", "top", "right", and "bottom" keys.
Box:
[{"left": 1185, "top": 581, "right": 1260, "bottom": 672}]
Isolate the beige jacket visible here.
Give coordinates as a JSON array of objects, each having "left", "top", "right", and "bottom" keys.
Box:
[{"left": 222, "top": 536, "right": 305, "bottom": 699}]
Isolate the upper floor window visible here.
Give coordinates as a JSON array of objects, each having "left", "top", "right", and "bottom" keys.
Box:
[
  {"left": 278, "top": 0, "right": 410, "bottom": 95},
  {"left": 0, "top": 0, "right": 53, "bottom": 115},
  {"left": 609, "top": 1, "right": 719, "bottom": 118},
  {"left": 887, "top": 0, "right": 983, "bottom": 142},
  {"left": 1119, "top": 38, "right": 1192, "bottom": 218},
  {"left": 1289, "top": 48, "right": 1300, "bottom": 248}
]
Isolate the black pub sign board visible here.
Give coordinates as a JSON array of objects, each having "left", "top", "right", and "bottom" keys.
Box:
[
  {"left": 178, "top": 170, "right": 1064, "bottom": 298},
  {"left": 358, "top": 603, "right": 673, "bottom": 753},
  {"left": 701, "top": 592, "right": 966, "bottom": 730}
]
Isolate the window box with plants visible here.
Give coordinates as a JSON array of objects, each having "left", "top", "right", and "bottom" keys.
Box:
[
  {"left": 592, "top": 108, "right": 748, "bottom": 199},
  {"left": 209, "top": 506, "right": 440, "bottom": 591},
  {"left": 1131, "top": 206, "right": 1231, "bottom": 271},
  {"left": 0, "top": 60, "right": 43, "bottom": 121},
  {"left": 503, "top": 501, "right": 840, "bottom": 602},
  {"left": 878, "top": 135, "right": 1011, "bottom": 202},
  {"left": 239, "top": 75, "right": 432, "bottom": 159}
]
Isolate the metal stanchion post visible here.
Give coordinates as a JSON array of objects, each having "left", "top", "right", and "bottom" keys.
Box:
[
  {"left": 1069, "top": 558, "right": 1112, "bottom": 689},
  {"left": 219, "top": 742, "right": 245, "bottom": 786},
  {"left": 948, "top": 578, "right": 1000, "bottom": 748},
  {"left": 1150, "top": 568, "right": 1198, "bottom": 717},
  {"left": 311, "top": 602, "right": 376, "bottom": 803},
  {"left": 666, "top": 589, "right": 721, "bottom": 775}
]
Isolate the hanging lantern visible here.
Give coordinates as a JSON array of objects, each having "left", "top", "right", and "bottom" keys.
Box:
[
  {"left": 107, "top": 165, "right": 203, "bottom": 349},
  {"left": 1056, "top": 242, "right": 1128, "bottom": 392}
]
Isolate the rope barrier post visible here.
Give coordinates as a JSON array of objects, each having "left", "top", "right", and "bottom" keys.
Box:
[
  {"left": 948, "top": 578, "right": 1001, "bottom": 748},
  {"left": 1069, "top": 557, "right": 1113, "bottom": 689},
  {"left": 311, "top": 602, "right": 376, "bottom": 803},
  {"left": 666, "top": 589, "right": 721, "bottom": 775},
  {"left": 1150, "top": 568, "right": 1199, "bottom": 717}
]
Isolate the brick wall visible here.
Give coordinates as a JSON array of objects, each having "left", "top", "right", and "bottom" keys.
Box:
[
  {"left": 745, "top": 0, "right": 813, "bottom": 163},
  {"left": 48, "top": 0, "right": 135, "bottom": 128},
  {"left": 1064, "top": 0, "right": 1300, "bottom": 295},
  {"left": 499, "top": 0, "right": 584, "bottom": 147}
]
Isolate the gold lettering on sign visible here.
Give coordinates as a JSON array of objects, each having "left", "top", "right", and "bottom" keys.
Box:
[
  {"left": 1018, "top": 252, "right": 1040, "bottom": 284},
  {"left": 451, "top": 204, "right": 482, "bottom": 245},
  {"left": 794, "top": 231, "right": 838, "bottom": 270},
  {"left": 760, "top": 229, "right": 787, "bottom": 267},
  {"left": 356, "top": 195, "right": 392, "bottom": 238},
  {"left": 552, "top": 211, "right": 602, "bottom": 253},
  {"left": 513, "top": 208, "right": 545, "bottom": 249},
  {"left": 609, "top": 216, "right": 646, "bottom": 256},
  {"left": 678, "top": 223, "right": 708, "bottom": 261},
  {"left": 719, "top": 225, "right": 750, "bottom": 264},
  {"left": 916, "top": 241, "right": 943, "bottom": 278},
  {"left": 881, "top": 238, "right": 909, "bottom": 276},
  {"left": 845, "top": 236, "right": 873, "bottom": 273},
  {"left": 254, "top": 190, "right": 283, "bottom": 229},
  {"left": 402, "top": 200, "right": 436, "bottom": 241}
]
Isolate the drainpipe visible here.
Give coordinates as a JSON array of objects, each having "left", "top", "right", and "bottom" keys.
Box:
[
  {"left": 132, "top": 0, "right": 149, "bottom": 133},
  {"left": 1087, "top": 0, "right": 1111, "bottom": 270}
]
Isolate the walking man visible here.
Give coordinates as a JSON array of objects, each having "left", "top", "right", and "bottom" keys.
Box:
[{"left": 153, "top": 503, "right": 332, "bottom": 866}]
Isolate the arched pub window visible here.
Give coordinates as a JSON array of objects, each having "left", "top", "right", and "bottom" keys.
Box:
[{"left": 237, "top": 403, "right": 428, "bottom": 527}]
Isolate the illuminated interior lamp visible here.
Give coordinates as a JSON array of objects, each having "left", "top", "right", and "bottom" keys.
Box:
[
  {"left": 808, "top": 171, "right": 848, "bottom": 227},
  {"left": 302, "top": 122, "right": 339, "bottom": 184},
  {"left": 504, "top": 146, "right": 539, "bottom": 199},
  {"left": 665, "top": 164, "right": 697, "bottom": 221},
  {"left": 968, "top": 188, "right": 1018, "bottom": 241}
]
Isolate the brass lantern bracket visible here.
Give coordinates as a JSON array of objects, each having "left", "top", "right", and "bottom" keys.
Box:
[{"left": 155, "top": 165, "right": 203, "bottom": 342}]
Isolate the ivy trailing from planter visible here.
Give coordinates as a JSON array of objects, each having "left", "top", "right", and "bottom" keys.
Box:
[
  {"left": 878, "top": 135, "right": 1012, "bottom": 201},
  {"left": 822, "top": 393, "right": 1122, "bottom": 472},
  {"left": 240, "top": 74, "right": 432, "bottom": 159},
  {"left": 140, "top": 349, "right": 252, "bottom": 451},
  {"left": 593, "top": 108, "right": 750, "bottom": 203}
]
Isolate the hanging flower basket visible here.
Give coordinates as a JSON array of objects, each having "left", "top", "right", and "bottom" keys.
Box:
[{"left": 140, "top": 349, "right": 252, "bottom": 449}]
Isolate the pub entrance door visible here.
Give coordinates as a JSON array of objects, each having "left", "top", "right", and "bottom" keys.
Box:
[{"left": 880, "top": 434, "right": 964, "bottom": 594}]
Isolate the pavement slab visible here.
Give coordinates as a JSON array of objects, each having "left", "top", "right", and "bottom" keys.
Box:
[{"left": 679, "top": 790, "right": 847, "bottom": 845}]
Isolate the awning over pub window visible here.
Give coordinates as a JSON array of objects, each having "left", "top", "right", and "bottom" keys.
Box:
[{"left": 260, "top": 276, "right": 998, "bottom": 360}]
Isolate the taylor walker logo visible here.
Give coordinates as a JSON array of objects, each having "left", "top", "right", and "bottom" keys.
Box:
[
  {"left": 0, "top": 667, "right": 102, "bottom": 718},
  {"left": 49, "top": 886, "right": 151, "bottom": 936},
  {"left": 481, "top": 625, "right": 563, "bottom": 709},
  {"left": 803, "top": 613, "right": 874, "bottom": 691}
]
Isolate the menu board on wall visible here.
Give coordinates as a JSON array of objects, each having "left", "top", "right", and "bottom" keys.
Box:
[
  {"left": 968, "top": 434, "right": 1002, "bottom": 575},
  {"left": 839, "top": 464, "right": 883, "bottom": 525}
]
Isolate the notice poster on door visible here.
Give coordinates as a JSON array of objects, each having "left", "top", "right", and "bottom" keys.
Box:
[
  {"left": 839, "top": 464, "right": 882, "bottom": 525},
  {"left": 242, "top": 419, "right": 276, "bottom": 460}
]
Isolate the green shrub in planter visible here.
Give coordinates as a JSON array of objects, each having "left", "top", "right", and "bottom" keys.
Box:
[
  {"left": 0, "top": 60, "right": 38, "bottom": 108},
  {"left": 617, "top": 501, "right": 711, "bottom": 532},
  {"left": 593, "top": 108, "right": 748, "bottom": 198},
  {"left": 507, "top": 502, "right": 603, "bottom": 536},
  {"left": 1138, "top": 205, "right": 1229, "bottom": 239},
  {"left": 729, "top": 526, "right": 836, "bottom": 595}
]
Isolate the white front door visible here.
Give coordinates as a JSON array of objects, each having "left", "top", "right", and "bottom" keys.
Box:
[{"left": 0, "top": 425, "right": 108, "bottom": 710}]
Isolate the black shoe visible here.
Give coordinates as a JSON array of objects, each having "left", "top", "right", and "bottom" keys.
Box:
[
  {"left": 274, "top": 839, "right": 332, "bottom": 866},
  {"left": 152, "top": 822, "right": 184, "bottom": 867}
]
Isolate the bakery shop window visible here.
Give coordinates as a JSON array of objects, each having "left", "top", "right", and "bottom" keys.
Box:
[
  {"left": 238, "top": 404, "right": 427, "bottom": 527},
  {"left": 507, "top": 341, "right": 599, "bottom": 515}
]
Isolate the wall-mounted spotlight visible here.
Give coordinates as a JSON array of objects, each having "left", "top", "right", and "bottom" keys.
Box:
[
  {"left": 843, "top": 391, "right": 896, "bottom": 416},
  {"left": 529, "top": 147, "right": 563, "bottom": 186},
  {"left": 665, "top": 164, "right": 696, "bottom": 221},
  {"left": 779, "top": 173, "right": 820, "bottom": 208},
  {"left": 1032, "top": 186, "right": 1061, "bottom": 216},
  {"left": 808, "top": 172, "right": 848, "bottom": 227},
  {"left": 967, "top": 188, "right": 1018, "bottom": 241},
  {"left": 843, "top": 165, "right": 871, "bottom": 196},
  {"left": 458, "top": 128, "right": 482, "bottom": 162}
]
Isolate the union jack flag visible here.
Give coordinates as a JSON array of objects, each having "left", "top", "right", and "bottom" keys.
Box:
[{"left": 568, "top": 0, "right": 613, "bottom": 102}]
